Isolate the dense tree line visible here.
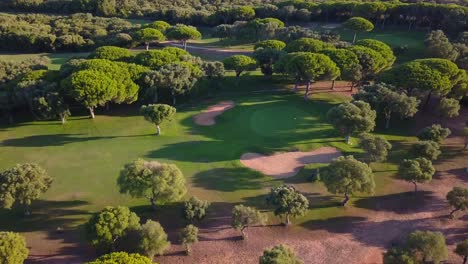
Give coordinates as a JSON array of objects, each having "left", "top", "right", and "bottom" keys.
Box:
[
  {"left": 1, "top": 0, "right": 467, "bottom": 34},
  {"left": 0, "top": 13, "right": 138, "bottom": 52}
]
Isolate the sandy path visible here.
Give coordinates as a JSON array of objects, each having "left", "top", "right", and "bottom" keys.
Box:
[
  {"left": 193, "top": 101, "right": 235, "bottom": 126},
  {"left": 240, "top": 147, "right": 342, "bottom": 178}
]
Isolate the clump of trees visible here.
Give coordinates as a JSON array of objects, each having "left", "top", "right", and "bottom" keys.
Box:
[
  {"left": 0, "top": 163, "right": 53, "bottom": 215},
  {"left": 418, "top": 124, "right": 451, "bottom": 143},
  {"left": 118, "top": 159, "right": 186, "bottom": 210},
  {"left": 0, "top": 232, "right": 29, "bottom": 264},
  {"left": 259, "top": 244, "right": 303, "bottom": 264},
  {"left": 86, "top": 206, "right": 171, "bottom": 256}
]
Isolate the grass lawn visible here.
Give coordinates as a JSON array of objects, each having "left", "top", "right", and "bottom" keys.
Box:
[
  {"left": 0, "top": 74, "right": 416, "bottom": 237},
  {"left": 0, "top": 52, "right": 89, "bottom": 70}
]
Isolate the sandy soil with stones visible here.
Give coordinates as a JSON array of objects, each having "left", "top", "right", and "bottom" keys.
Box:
[
  {"left": 193, "top": 101, "right": 236, "bottom": 126},
  {"left": 240, "top": 147, "right": 342, "bottom": 178}
]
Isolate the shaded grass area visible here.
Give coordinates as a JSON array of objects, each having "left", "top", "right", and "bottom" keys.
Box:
[{"left": 0, "top": 52, "right": 89, "bottom": 70}]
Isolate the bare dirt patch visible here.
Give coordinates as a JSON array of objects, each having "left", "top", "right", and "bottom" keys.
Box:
[
  {"left": 240, "top": 147, "right": 342, "bottom": 178},
  {"left": 193, "top": 101, "right": 235, "bottom": 126}
]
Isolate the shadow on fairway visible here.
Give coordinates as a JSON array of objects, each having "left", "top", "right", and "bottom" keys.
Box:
[
  {"left": 193, "top": 167, "right": 265, "bottom": 192},
  {"left": 354, "top": 191, "right": 444, "bottom": 214},
  {"left": 1, "top": 133, "right": 152, "bottom": 147}
]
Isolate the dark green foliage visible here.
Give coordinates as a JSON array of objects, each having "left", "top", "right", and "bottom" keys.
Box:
[
  {"left": 425, "top": 30, "right": 459, "bottom": 61},
  {"left": 417, "top": 124, "right": 451, "bottom": 143},
  {"left": 355, "top": 39, "right": 395, "bottom": 66},
  {"left": 253, "top": 48, "right": 284, "bottom": 77},
  {"left": 327, "top": 101, "right": 376, "bottom": 144},
  {"left": 321, "top": 48, "right": 362, "bottom": 84},
  {"left": 359, "top": 133, "right": 392, "bottom": 162},
  {"left": 446, "top": 187, "right": 468, "bottom": 218},
  {"left": 183, "top": 196, "right": 210, "bottom": 222},
  {"left": 134, "top": 50, "right": 179, "bottom": 68},
  {"left": 266, "top": 185, "right": 309, "bottom": 225},
  {"left": 254, "top": 40, "right": 286, "bottom": 51},
  {"left": 259, "top": 244, "right": 303, "bottom": 264},
  {"left": 406, "top": 230, "right": 448, "bottom": 264},
  {"left": 321, "top": 156, "right": 374, "bottom": 206},
  {"left": 87, "top": 252, "right": 152, "bottom": 264},
  {"left": 201, "top": 61, "right": 225, "bottom": 79},
  {"left": 166, "top": 25, "right": 202, "bottom": 49},
  {"left": 285, "top": 38, "right": 332, "bottom": 53},
  {"left": 343, "top": 17, "right": 374, "bottom": 43},
  {"left": 347, "top": 45, "right": 387, "bottom": 80},
  {"left": 0, "top": 163, "right": 53, "bottom": 214},
  {"left": 383, "top": 248, "right": 416, "bottom": 264},
  {"left": 89, "top": 46, "right": 134, "bottom": 61},
  {"left": 135, "top": 28, "right": 165, "bottom": 50},
  {"left": 455, "top": 239, "right": 468, "bottom": 264},
  {"left": 353, "top": 83, "right": 419, "bottom": 129},
  {"left": 180, "top": 224, "right": 198, "bottom": 255},
  {"left": 118, "top": 159, "right": 186, "bottom": 208},
  {"left": 398, "top": 158, "right": 435, "bottom": 192},
  {"left": 410, "top": 141, "right": 441, "bottom": 161},
  {"left": 86, "top": 206, "right": 141, "bottom": 253},
  {"left": 223, "top": 55, "right": 257, "bottom": 77},
  {"left": 0, "top": 232, "right": 29, "bottom": 264},
  {"left": 151, "top": 20, "right": 171, "bottom": 32}
]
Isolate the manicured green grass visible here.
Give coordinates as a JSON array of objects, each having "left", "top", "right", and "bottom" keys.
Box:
[
  {"left": 0, "top": 52, "right": 89, "bottom": 70},
  {"left": 0, "top": 75, "right": 416, "bottom": 235}
]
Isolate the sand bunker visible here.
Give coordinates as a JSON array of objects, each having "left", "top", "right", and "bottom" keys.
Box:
[
  {"left": 193, "top": 101, "right": 235, "bottom": 126},
  {"left": 240, "top": 147, "right": 342, "bottom": 178}
]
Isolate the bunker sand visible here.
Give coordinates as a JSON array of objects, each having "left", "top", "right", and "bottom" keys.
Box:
[{"left": 193, "top": 101, "right": 235, "bottom": 126}]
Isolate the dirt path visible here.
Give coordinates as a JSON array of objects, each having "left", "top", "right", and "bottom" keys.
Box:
[{"left": 240, "top": 147, "right": 342, "bottom": 178}]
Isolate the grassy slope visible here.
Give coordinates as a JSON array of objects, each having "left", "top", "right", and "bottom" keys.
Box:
[{"left": 0, "top": 75, "right": 416, "bottom": 234}]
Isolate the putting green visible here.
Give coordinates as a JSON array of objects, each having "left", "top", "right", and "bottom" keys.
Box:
[{"left": 250, "top": 105, "right": 309, "bottom": 137}]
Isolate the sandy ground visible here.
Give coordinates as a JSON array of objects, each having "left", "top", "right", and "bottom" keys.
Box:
[
  {"left": 240, "top": 147, "right": 342, "bottom": 178},
  {"left": 193, "top": 101, "right": 236, "bottom": 126}
]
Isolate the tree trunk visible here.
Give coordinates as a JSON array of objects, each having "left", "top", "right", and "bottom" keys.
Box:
[
  {"left": 304, "top": 79, "right": 311, "bottom": 100},
  {"left": 350, "top": 82, "right": 355, "bottom": 92},
  {"left": 149, "top": 197, "right": 157, "bottom": 210},
  {"left": 186, "top": 244, "right": 191, "bottom": 255},
  {"left": 183, "top": 40, "right": 187, "bottom": 50},
  {"left": 24, "top": 205, "right": 31, "bottom": 216},
  {"left": 331, "top": 80, "right": 335, "bottom": 90},
  {"left": 156, "top": 125, "right": 161, "bottom": 136},
  {"left": 384, "top": 111, "right": 392, "bottom": 129},
  {"left": 294, "top": 79, "right": 299, "bottom": 92},
  {"left": 341, "top": 193, "right": 350, "bottom": 206},
  {"left": 88, "top": 107, "right": 95, "bottom": 119},
  {"left": 345, "top": 134, "right": 351, "bottom": 144},
  {"left": 449, "top": 208, "right": 459, "bottom": 219},
  {"left": 424, "top": 90, "right": 432, "bottom": 108},
  {"left": 412, "top": 181, "right": 418, "bottom": 192},
  {"left": 240, "top": 227, "right": 247, "bottom": 240},
  {"left": 153, "top": 90, "right": 159, "bottom": 103},
  {"left": 145, "top": 42, "right": 149, "bottom": 51},
  {"left": 463, "top": 255, "right": 467, "bottom": 264},
  {"left": 172, "top": 91, "right": 176, "bottom": 105},
  {"left": 60, "top": 114, "right": 66, "bottom": 125},
  {"left": 285, "top": 214, "right": 290, "bottom": 226},
  {"left": 385, "top": 117, "right": 391, "bottom": 129},
  {"left": 352, "top": 32, "right": 357, "bottom": 44}
]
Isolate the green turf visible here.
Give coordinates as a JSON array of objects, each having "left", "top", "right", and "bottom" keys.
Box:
[
  {"left": 0, "top": 52, "right": 89, "bottom": 70},
  {"left": 0, "top": 75, "right": 417, "bottom": 234}
]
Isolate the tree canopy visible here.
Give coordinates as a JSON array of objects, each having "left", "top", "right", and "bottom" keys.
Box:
[
  {"left": 231, "top": 204, "right": 267, "bottom": 239},
  {"left": 166, "top": 25, "right": 202, "bottom": 49},
  {"left": 455, "top": 239, "right": 468, "bottom": 264},
  {"left": 87, "top": 252, "right": 152, "bottom": 264},
  {"left": 425, "top": 30, "right": 459, "bottom": 61},
  {"left": 140, "top": 104, "right": 176, "bottom": 135},
  {"left": 180, "top": 224, "right": 198, "bottom": 255},
  {"left": 0, "top": 232, "right": 29, "bottom": 264},
  {"left": 135, "top": 28, "right": 165, "bottom": 50},
  {"left": 410, "top": 141, "right": 441, "bottom": 161},
  {"left": 321, "top": 48, "right": 362, "bottom": 84},
  {"left": 353, "top": 83, "right": 419, "bottom": 129},
  {"left": 223, "top": 55, "right": 257, "bottom": 77},
  {"left": 0, "top": 163, "right": 53, "bottom": 214},
  {"left": 406, "top": 230, "right": 448, "bottom": 264},
  {"left": 266, "top": 185, "right": 309, "bottom": 225},
  {"left": 285, "top": 38, "right": 332, "bottom": 53},
  {"left": 347, "top": 45, "right": 387, "bottom": 80},
  {"left": 446, "top": 187, "right": 468, "bottom": 218},
  {"left": 138, "top": 220, "right": 170, "bottom": 259},
  {"left": 321, "top": 156, "right": 375, "bottom": 205},
  {"left": 342, "top": 17, "right": 374, "bottom": 43},
  {"left": 254, "top": 40, "right": 286, "bottom": 51},
  {"left": 327, "top": 100, "right": 376, "bottom": 144},
  {"left": 86, "top": 206, "right": 141, "bottom": 253},
  {"left": 118, "top": 159, "right": 186, "bottom": 209},
  {"left": 437, "top": 97, "right": 460, "bottom": 118},
  {"left": 259, "top": 244, "right": 303, "bottom": 264},
  {"left": 359, "top": 133, "right": 392, "bottom": 163},
  {"left": 398, "top": 158, "right": 435, "bottom": 192},
  {"left": 355, "top": 39, "right": 395, "bottom": 66},
  {"left": 417, "top": 124, "right": 451, "bottom": 143},
  {"left": 151, "top": 20, "right": 171, "bottom": 32},
  {"left": 183, "top": 196, "right": 210, "bottom": 222},
  {"left": 89, "top": 46, "right": 134, "bottom": 62}
]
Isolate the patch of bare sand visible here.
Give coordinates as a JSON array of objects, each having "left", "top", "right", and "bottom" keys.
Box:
[
  {"left": 240, "top": 147, "right": 342, "bottom": 178},
  {"left": 193, "top": 101, "right": 235, "bottom": 126}
]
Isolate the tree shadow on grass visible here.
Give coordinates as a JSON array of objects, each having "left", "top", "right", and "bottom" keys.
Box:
[
  {"left": 354, "top": 191, "right": 444, "bottom": 214},
  {"left": 1, "top": 133, "right": 153, "bottom": 147},
  {"left": 192, "top": 167, "right": 265, "bottom": 192},
  {"left": 0, "top": 200, "right": 90, "bottom": 232}
]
